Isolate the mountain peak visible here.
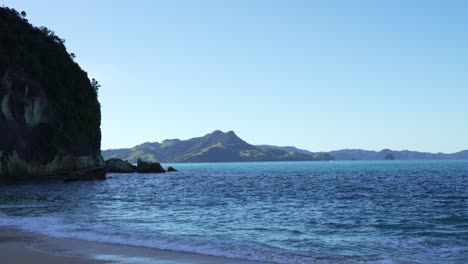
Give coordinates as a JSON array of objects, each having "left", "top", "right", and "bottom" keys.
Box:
[
  {"left": 225, "top": 130, "right": 239, "bottom": 138},
  {"left": 208, "top": 130, "right": 239, "bottom": 138},
  {"left": 203, "top": 130, "right": 244, "bottom": 146},
  {"left": 210, "top": 130, "right": 235, "bottom": 135},
  {"left": 210, "top": 130, "right": 224, "bottom": 135}
]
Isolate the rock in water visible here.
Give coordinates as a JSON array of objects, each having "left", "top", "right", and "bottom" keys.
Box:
[
  {"left": 106, "top": 159, "right": 136, "bottom": 173},
  {"left": 0, "top": 7, "right": 105, "bottom": 182},
  {"left": 166, "top": 166, "right": 178, "bottom": 172},
  {"left": 64, "top": 167, "right": 107, "bottom": 182},
  {"left": 136, "top": 159, "right": 165, "bottom": 173}
]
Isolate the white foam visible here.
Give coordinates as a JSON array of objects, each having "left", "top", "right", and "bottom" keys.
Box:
[{"left": 0, "top": 213, "right": 392, "bottom": 264}]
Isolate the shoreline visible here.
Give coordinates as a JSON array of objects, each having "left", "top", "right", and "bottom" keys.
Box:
[
  {"left": 0, "top": 227, "right": 271, "bottom": 264},
  {"left": 0, "top": 228, "right": 105, "bottom": 264}
]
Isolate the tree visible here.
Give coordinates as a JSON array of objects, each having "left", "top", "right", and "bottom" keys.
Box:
[
  {"left": 39, "top": 26, "right": 52, "bottom": 35},
  {"left": 70, "top": 53, "right": 76, "bottom": 59},
  {"left": 20, "top": 11, "right": 26, "bottom": 18},
  {"left": 91, "top": 78, "right": 100, "bottom": 92}
]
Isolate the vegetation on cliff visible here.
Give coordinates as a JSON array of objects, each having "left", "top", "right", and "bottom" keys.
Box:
[{"left": 0, "top": 7, "right": 104, "bottom": 181}]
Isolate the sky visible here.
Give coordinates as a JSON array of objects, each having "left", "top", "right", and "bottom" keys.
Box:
[{"left": 3, "top": 0, "right": 468, "bottom": 153}]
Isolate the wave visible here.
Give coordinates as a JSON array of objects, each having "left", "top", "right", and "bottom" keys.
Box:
[{"left": 0, "top": 213, "right": 393, "bottom": 264}]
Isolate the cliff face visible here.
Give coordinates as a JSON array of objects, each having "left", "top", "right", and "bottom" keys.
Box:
[{"left": 0, "top": 8, "right": 104, "bottom": 181}]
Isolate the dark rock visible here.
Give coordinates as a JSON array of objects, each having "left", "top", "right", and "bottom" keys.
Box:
[
  {"left": 166, "top": 166, "right": 178, "bottom": 172},
  {"left": 383, "top": 154, "right": 396, "bottom": 160},
  {"left": 106, "top": 158, "right": 136, "bottom": 173},
  {"left": 136, "top": 159, "right": 165, "bottom": 173},
  {"left": 0, "top": 7, "right": 105, "bottom": 182},
  {"left": 64, "top": 167, "right": 106, "bottom": 182}
]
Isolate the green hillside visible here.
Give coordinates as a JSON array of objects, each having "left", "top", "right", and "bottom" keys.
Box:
[{"left": 102, "top": 130, "right": 334, "bottom": 163}]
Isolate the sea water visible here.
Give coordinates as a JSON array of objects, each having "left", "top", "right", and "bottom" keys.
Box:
[{"left": 0, "top": 160, "right": 467, "bottom": 263}]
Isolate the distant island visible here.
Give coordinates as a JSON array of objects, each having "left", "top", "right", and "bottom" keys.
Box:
[
  {"left": 102, "top": 130, "right": 334, "bottom": 163},
  {"left": 103, "top": 130, "right": 468, "bottom": 163},
  {"left": 327, "top": 148, "right": 468, "bottom": 160}
]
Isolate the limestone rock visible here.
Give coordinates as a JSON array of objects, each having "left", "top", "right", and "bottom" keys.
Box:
[{"left": 0, "top": 8, "right": 105, "bottom": 182}]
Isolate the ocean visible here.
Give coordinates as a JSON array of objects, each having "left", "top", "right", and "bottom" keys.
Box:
[{"left": 0, "top": 160, "right": 467, "bottom": 263}]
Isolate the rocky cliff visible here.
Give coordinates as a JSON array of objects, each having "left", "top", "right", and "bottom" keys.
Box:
[{"left": 0, "top": 8, "right": 104, "bottom": 182}]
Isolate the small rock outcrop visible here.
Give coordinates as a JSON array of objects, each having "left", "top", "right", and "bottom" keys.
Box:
[
  {"left": 166, "top": 166, "right": 178, "bottom": 172},
  {"left": 136, "top": 159, "right": 165, "bottom": 173},
  {"left": 106, "top": 158, "right": 136, "bottom": 173},
  {"left": 64, "top": 167, "right": 106, "bottom": 182}
]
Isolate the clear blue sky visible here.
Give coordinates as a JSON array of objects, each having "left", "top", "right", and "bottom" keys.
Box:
[{"left": 3, "top": 0, "right": 468, "bottom": 153}]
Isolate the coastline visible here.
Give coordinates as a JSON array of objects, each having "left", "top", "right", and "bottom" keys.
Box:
[
  {"left": 0, "top": 228, "right": 271, "bottom": 264},
  {"left": 0, "top": 228, "right": 105, "bottom": 264}
]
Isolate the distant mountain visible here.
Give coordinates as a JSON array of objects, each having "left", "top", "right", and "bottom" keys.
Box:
[
  {"left": 103, "top": 131, "right": 468, "bottom": 163},
  {"left": 258, "top": 146, "right": 468, "bottom": 160},
  {"left": 102, "top": 130, "right": 334, "bottom": 163},
  {"left": 328, "top": 149, "right": 468, "bottom": 160},
  {"left": 256, "top": 145, "right": 314, "bottom": 155}
]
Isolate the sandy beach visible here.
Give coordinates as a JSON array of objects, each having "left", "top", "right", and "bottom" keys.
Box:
[
  {"left": 0, "top": 228, "right": 270, "bottom": 264},
  {"left": 0, "top": 229, "right": 105, "bottom": 264}
]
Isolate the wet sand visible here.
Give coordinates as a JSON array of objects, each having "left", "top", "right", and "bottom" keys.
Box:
[
  {"left": 0, "top": 229, "right": 105, "bottom": 264},
  {"left": 0, "top": 228, "right": 270, "bottom": 264}
]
